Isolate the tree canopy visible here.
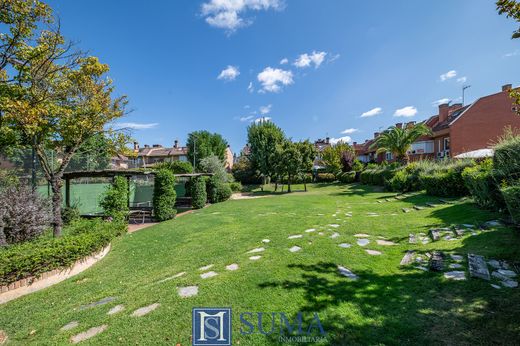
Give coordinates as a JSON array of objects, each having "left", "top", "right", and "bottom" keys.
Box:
[
  {"left": 186, "top": 130, "right": 228, "bottom": 169},
  {"left": 321, "top": 142, "right": 354, "bottom": 173}
]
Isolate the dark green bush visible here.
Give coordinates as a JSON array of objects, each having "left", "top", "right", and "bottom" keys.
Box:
[
  {"left": 191, "top": 176, "right": 207, "bottom": 209},
  {"left": 360, "top": 168, "right": 396, "bottom": 187},
  {"left": 206, "top": 176, "right": 232, "bottom": 203},
  {"left": 462, "top": 159, "right": 504, "bottom": 209},
  {"left": 153, "top": 169, "right": 177, "bottom": 221},
  {"left": 229, "top": 181, "right": 242, "bottom": 192},
  {"left": 232, "top": 156, "right": 262, "bottom": 184},
  {"left": 99, "top": 176, "right": 128, "bottom": 221},
  {"left": 61, "top": 205, "right": 80, "bottom": 225},
  {"left": 316, "top": 173, "right": 336, "bottom": 183},
  {"left": 493, "top": 133, "right": 520, "bottom": 182},
  {"left": 337, "top": 171, "right": 356, "bottom": 184},
  {"left": 501, "top": 183, "right": 520, "bottom": 224},
  {"left": 0, "top": 219, "right": 126, "bottom": 286}
]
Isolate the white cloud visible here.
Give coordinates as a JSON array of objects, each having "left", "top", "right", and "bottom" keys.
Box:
[
  {"left": 113, "top": 122, "right": 158, "bottom": 130},
  {"left": 259, "top": 104, "right": 272, "bottom": 114},
  {"left": 294, "top": 51, "right": 327, "bottom": 68},
  {"left": 341, "top": 128, "right": 359, "bottom": 134},
  {"left": 394, "top": 106, "right": 417, "bottom": 117},
  {"left": 360, "top": 107, "right": 382, "bottom": 118},
  {"left": 254, "top": 116, "right": 272, "bottom": 123},
  {"left": 457, "top": 76, "right": 467, "bottom": 83},
  {"left": 247, "top": 81, "right": 254, "bottom": 93},
  {"left": 201, "top": 0, "right": 284, "bottom": 32},
  {"left": 330, "top": 136, "right": 352, "bottom": 144},
  {"left": 280, "top": 58, "right": 288, "bottom": 65},
  {"left": 328, "top": 53, "right": 340, "bottom": 63},
  {"left": 432, "top": 98, "right": 451, "bottom": 106},
  {"left": 440, "top": 70, "right": 457, "bottom": 81},
  {"left": 240, "top": 115, "right": 254, "bottom": 122},
  {"left": 257, "top": 67, "right": 293, "bottom": 93},
  {"left": 503, "top": 50, "right": 520, "bottom": 58},
  {"left": 218, "top": 65, "right": 240, "bottom": 81}
]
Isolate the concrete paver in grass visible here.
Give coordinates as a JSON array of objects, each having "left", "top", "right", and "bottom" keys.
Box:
[
  {"left": 200, "top": 271, "right": 218, "bottom": 279},
  {"left": 354, "top": 234, "right": 370, "bottom": 238},
  {"left": 249, "top": 255, "right": 262, "bottom": 261},
  {"left": 330, "top": 232, "right": 340, "bottom": 239},
  {"left": 199, "top": 264, "right": 214, "bottom": 271},
  {"left": 60, "top": 321, "right": 79, "bottom": 331},
  {"left": 262, "top": 239, "right": 270, "bottom": 243},
  {"left": 357, "top": 239, "right": 370, "bottom": 247},
  {"left": 305, "top": 228, "right": 316, "bottom": 233},
  {"left": 107, "top": 305, "right": 125, "bottom": 315},
  {"left": 157, "top": 272, "right": 186, "bottom": 284},
  {"left": 247, "top": 247, "right": 265, "bottom": 253},
  {"left": 178, "top": 286, "right": 198, "bottom": 298},
  {"left": 289, "top": 246, "right": 301, "bottom": 253},
  {"left": 225, "top": 263, "right": 239, "bottom": 271},
  {"left": 329, "top": 224, "right": 340, "bottom": 228},
  {"left": 132, "top": 303, "right": 160, "bottom": 317},
  {"left": 288, "top": 234, "right": 303, "bottom": 239},
  {"left": 70, "top": 325, "right": 107, "bottom": 344},
  {"left": 337, "top": 265, "right": 358, "bottom": 280},
  {"left": 79, "top": 297, "right": 116, "bottom": 311},
  {"left": 376, "top": 239, "right": 397, "bottom": 246},
  {"left": 338, "top": 243, "right": 351, "bottom": 248},
  {"left": 365, "top": 249, "right": 382, "bottom": 256}
]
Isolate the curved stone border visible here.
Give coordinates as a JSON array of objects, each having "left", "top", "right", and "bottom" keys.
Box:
[{"left": 0, "top": 244, "right": 111, "bottom": 305}]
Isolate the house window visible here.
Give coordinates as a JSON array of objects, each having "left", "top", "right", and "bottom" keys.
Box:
[
  {"left": 385, "top": 152, "right": 393, "bottom": 161},
  {"left": 444, "top": 138, "right": 450, "bottom": 150}
]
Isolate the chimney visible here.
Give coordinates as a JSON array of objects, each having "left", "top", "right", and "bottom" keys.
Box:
[
  {"left": 502, "top": 84, "right": 512, "bottom": 92},
  {"left": 438, "top": 103, "right": 449, "bottom": 123},
  {"left": 395, "top": 123, "right": 403, "bottom": 129},
  {"left": 144, "top": 144, "right": 150, "bottom": 148},
  {"left": 406, "top": 121, "right": 416, "bottom": 128},
  {"left": 152, "top": 144, "right": 162, "bottom": 148},
  {"left": 325, "top": 137, "right": 330, "bottom": 144},
  {"left": 374, "top": 132, "right": 380, "bottom": 139},
  {"left": 133, "top": 141, "right": 139, "bottom": 151},
  {"left": 174, "top": 139, "right": 179, "bottom": 148},
  {"left": 353, "top": 141, "right": 357, "bottom": 146}
]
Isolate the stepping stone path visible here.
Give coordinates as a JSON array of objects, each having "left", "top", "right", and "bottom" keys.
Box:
[
  {"left": 131, "top": 303, "right": 160, "bottom": 317},
  {"left": 468, "top": 254, "right": 490, "bottom": 280},
  {"left": 367, "top": 212, "right": 378, "bottom": 216},
  {"left": 444, "top": 271, "right": 466, "bottom": 281},
  {"left": 429, "top": 251, "right": 445, "bottom": 272},
  {"left": 354, "top": 234, "right": 370, "bottom": 238},
  {"left": 304, "top": 228, "right": 316, "bottom": 233},
  {"left": 247, "top": 247, "right": 265, "bottom": 253},
  {"left": 365, "top": 249, "right": 381, "bottom": 256},
  {"left": 402, "top": 208, "right": 412, "bottom": 213},
  {"left": 157, "top": 272, "right": 186, "bottom": 283},
  {"left": 376, "top": 239, "right": 397, "bottom": 246},
  {"left": 262, "top": 239, "right": 270, "bottom": 243},
  {"left": 429, "top": 229, "right": 441, "bottom": 242},
  {"left": 200, "top": 271, "right": 218, "bottom": 279},
  {"left": 449, "top": 263, "right": 463, "bottom": 269},
  {"left": 415, "top": 266, "right": 428, "bottom": 271},
  {"left": 338, "top": 243, "right": 351, "bottom": 248},
  {"left": 400, "top": 250, "right": 415, "bottom": 266},
  {"left": 345, "top": 213, "right": 352, "bottom": 217},
  {"left": 454, "top": 229, "right": 465, "bottom": 237},
  {"left": 450, "top": 254, "right": 463, "bottom": 261},
  {"left": 289, "top": 246, "right": 302, "bottom": 253},
  {"left": 329, "top": 224, "right": 340, "bottom": 228},
  {"left": 288, "top": 234, "right": 303, "bottom": 239},
  {"left": 426, "top": 202, "right": 438, "bottom": 208},
  {"left": 337, "top": 265, "right": 358, "bottom": 280},
  {"left": 409, "top": 234, "right": 417, "bottom": 244},
  {"left": 357, "top": 239, "right": 370, "bottom": 247},
  {"left": 330, "top": 232, "right": 340, "bottom": 239},
  {"left": 413, "top": 205, "right": 425, "bottom": 210},
  {"left": 178, "top": 286, "right": 198, "bottom": 298},
  {"left": 107, "top": 305, "right": 125, "bottom": 315},
  {"left": 61, "top": 321, "right": 79, "bottom": 331},
  {"left": 226, "top": 263, "right": 239, "bottom": 271},
  {"left": 70, "top": 325, "right": 107, "bottom": 344},
  {"left": 249, "top": 255, "right": 262, "bottom": 260},
  {"left": 79, "top": 297, "right": 116, "bottom": 311},
  {"left": 199, "top": 264, "right": 214, "bottom": 271}
]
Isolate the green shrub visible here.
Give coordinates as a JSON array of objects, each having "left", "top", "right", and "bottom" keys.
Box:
[
  {"left": 316, "top": 172, "right": 336, "bottom": 183},
  {"left": 337, "top": 171, "right": 356, "bottom": 184},
  {"left": 388, "top": 162, "right": 427, "bottom": 192},
  {"left": 206, "top": 176, "right": 232, "bottom": 203},
  {"left": 61, "top": 205, "right": 80, "bottom": 225},
  {"left": 462, "top": 159, "right": 504, "bottom": 209},
  {"left": 360, "top": 167, "right": 396, "bottom": 187},
  {"left": 501, "top": 183, "right": 520, "bottom": 224},
  {"left": 232, "top": 156, "right": 262, "bottom": 184},
  {"left": 153, "top": 169, "right": 177, "bottom": 221},
  {"left": 352, "top": 160, "right": 364, "bottom": 172},
  {"left": 0, "top": 219, "right": 126, "bottom": 286},
  {"left": 99, "top": 176, "right": 128, "bottom": 221},
  {"left": 155, "top": 160, "right": 193, "bottom": 174},
  {"left": 493, "top": 132, "right": 520, "bottom": 182},
  {"left": 191, "top": 176, "right": 207, "bottom": 209},
  {"left": 229, "top": 181, "right": 242, "bottom": 192}
]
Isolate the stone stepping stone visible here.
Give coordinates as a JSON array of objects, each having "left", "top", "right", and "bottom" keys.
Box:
[
  {"left": 79, "top": 297, "right": 116, "bottom": 311},
  {"left": 338, "top": 243, "right": 351, "bottom": 248},
  {"left": 425, "top": 202, "right": 439, "bottom": 208},
  {"left": 413, "top": 205, "right": 425, "bottom": 210},
  {"left": 409, "top": 234, "right": 417, "bottom": 244},
  {"left": 330, "top": 232, "right": 340, "bottom": 239},
  {"left": 501, "top": 279, "right": 519, "bottom": 288},
  {"left": 249, "top": 255, "right": 262, "bottom": 261},
  {"left": 462, "top": 224, "right": 475, "bottom": 228},
  {"left": 453, "top": 229, "right": 465, "bottom": 237},
  {"left": 429, "top": 251, "right": 445, "bottom": 272},
  {"left": 497, "top": 269, "right": 517, "bottom": 277},
  {"left": 385, "top": 198, "right": 393, "bottom": 202},
  {"left": 450, "top": 254, "right": 463, "bottom": 262},
  {"left": 318, "top": 232, "right": 325, "bottom": 236},
  {"left": 107, "top": 305, "right": 125, "bottom": 315},
  {"left": 356, "top": 239, "right": 370, "bottom": 247},
  {"left": 449, "top": 263, "right": 463, "bottom": 269},
  {"left": 429, "top": 229, "right": 441, "bottom": 242},
  {"left": 329, "top": 224, "right": 340, "bottom": 228},
  {"left": 468, "top": 254, "right": 490, "bottom": 280},
  {"left": 444, "top": 271, "right": 466, "bottom": 281},
  {"left": 131, "top": 303, "right": 160, "bottom": 317},
  {"left": 157, "top": 272, "right": 186, "bottom": 283},
  {"left": 70, "top": 325, "right": 107, "bottom": 344},
  {"left": 337, "top": 265, "right": 358, "bottom": 279},
  {"left": 400, "top": 250, "right": 415, "bottom": 266},
  {"left": 262, "top": 239, "right": 270, "bottom": 243},
  {"left": 317, "top": 213, "right": 324, "bottom": 216},
  {"left": 247, "top": 247, "right": 265, "bottom": 254},
  {"left": 61, "top": 321, "right": 79, "bottom": 331},
  {"left": 345, "top": 213, "right": 352, "bottom": 217},
  {"left": 365, "top": 249, "right": 381, "bottom": 256},
  {"left": 439, "top": 199, "right": 455, "bottom": 204},
  {"left": 225, "top": 263, "right": 239, "bottom": 271},
  {"left": 415, "top": 266, "right": 428, "bottom": 271},
  {"left": 178, "top": 286, "right": 198, "bottom": 298},
  {"left": 354, "top": 233, "right": 370, "bottom": 238},
  {"left": 366, "top": 212, "right": 379, "bottom": 216},
  {"left": 377, "top": 200, "right": 383, "bottom": 203},
  {"left": 376, "top": 239, "right": 397, "bottom": 246},
  {"left": 200, "top": 271, "right": 218, "bottom": 279},
  {"left": 491, "top": 284, "right": 501, "bottom": 289},
  {"left": 304, "top": 228, "right": 316, "bottom": 233},
  {"left": 488, "top": 259, "right": 502, "bottom": 269},
  {"left": 199, "top": 264, "right": 214, "bottom": 271},
  {"left": 289, "top": 246, "right": 302, "bottom": 253},
  {"left": 402, "top": 208, "right": 412, "bottom": 213},
  {"left": 288, "top": 234, "right": 303, "bottom": 239},
  {"left": 484, "top": 220, "right": 502, "bottom": 228}
]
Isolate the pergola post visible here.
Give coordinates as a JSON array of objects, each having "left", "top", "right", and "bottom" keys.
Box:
[
  {"left": 65, "top": 177, "right": 71, "bottom": 208},
  {"left": 126, "top": 175, "right": 131, "bottom": 208}
]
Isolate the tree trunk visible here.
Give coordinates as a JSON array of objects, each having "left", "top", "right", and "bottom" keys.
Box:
[
  {"left": 288, "top": 175, "right": 292, "bottom": 193},
  {"left": 304, "top": 182, "right": 307, "bottom": 192},
  {"left": 0, "top": 223, "right": 7, "bottom": 247},
  {"left": 50, "top": 176, "right": 63, "bottom": 237}
]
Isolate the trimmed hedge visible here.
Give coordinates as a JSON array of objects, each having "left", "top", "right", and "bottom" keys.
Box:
[
  {"left": 191, "top": 176, "right": 207, "bottom": 209},
  {"left": 360, "top": 168, "right": 395, "bottom": 186},
  {"left": 421, "top": 162, "right": 474, "bottom": 197},
  {"left": 501, "top": 183, "right": 520, "bottom": 224},
  {"left": 316, "top": 173, "right": 336, "bottom": 183},
  {"left": 99, "top": 176, "right": 128, "bottom": 221},
  {"left": 337, "top": 171, "right": 356, "bottom": 184},
  {"left": 462, "top": 159, "right": 504, "bottom": 209},
  {"left": 0, "top": 219, "right": 126, "bottom": 286},
  {"left": 206, "top": 176, "right": 232, "bottom": 203},
  {"left": 229, "top": 181, "right": 242, "bottom": 192},
  {"left": 153, "top": 169, "right": 177, "bottom": 221}
]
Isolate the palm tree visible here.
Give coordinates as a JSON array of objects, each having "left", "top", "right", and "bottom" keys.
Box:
[{"left": 370, "top": 123, "right": 432, "bottom": 164}]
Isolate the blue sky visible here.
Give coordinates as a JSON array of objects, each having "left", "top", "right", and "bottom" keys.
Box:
[{"left": 48, "top": 0, "right": 520, "bottom": 152}]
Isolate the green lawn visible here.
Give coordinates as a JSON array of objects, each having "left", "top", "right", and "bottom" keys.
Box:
[{"left": 1, "top": 183, "right": 520, "bottom": 345}]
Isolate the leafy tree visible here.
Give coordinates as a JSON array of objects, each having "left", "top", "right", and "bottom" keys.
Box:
[
  {"left": 321, "top": 142, "right": 354, "bottom": 173},
  {"left": 340, "top": 150, "right": 356, "bottom": 172},
  {"left": 296, "top": 140, "right": 316, "bottom": 191},
  {"left": 277, "top": 141, "right": 301, "bottom": 193},
  {"left": 186, "top": 131, "right": 228, "bottom": 169},
  {"left": 247, "top": 120, "right": 285, "bottom": 190},
  {"left": 200, "top": 154, "right": 228, "bottom": 182},
  {"left": 370, "top": 123, "right": 432, "bottom": 164},
  {"left": 67, "top": 133, "right": 111, "bottom": 172},
  {"left": 99, "top": 176, "right": 128, "bottom": 222},
  {"left": 231, "top": 155, "right": 260, "bottom": 184}
]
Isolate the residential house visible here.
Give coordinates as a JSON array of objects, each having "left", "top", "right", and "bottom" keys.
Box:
[
  {"left": 313, "top": 137, "right": 331, "bottom": 169},
  {"left": 224, "top": 145, "right": 234, "bottom": 172},
  {"left": 132, "top": 140, "right": 188, "bottom": 168}
]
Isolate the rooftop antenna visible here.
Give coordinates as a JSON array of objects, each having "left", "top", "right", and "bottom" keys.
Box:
[{"left": 462, "top": 85, "right": 471, "bottom": 106}]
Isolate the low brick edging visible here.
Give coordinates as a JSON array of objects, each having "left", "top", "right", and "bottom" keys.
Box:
[{"left": 0, "top": 244, "right": 111, "bottom": 305}]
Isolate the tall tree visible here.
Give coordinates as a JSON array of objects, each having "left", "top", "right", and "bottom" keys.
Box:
[
  {"left": 321, "top": 142, "right": 353, "bottom": 173},
  {"left": 186, "top": 130, "right": 228, "bottom": 169},
  {"left": 370, "top": 123, "right": 431, "bottom": 164},
  {"left": 296, "top": 140, "right": 316, "bottom": 192},
  {"left": 247, "top": 120, "right": 285, "bottom": 190},
  {"left": 277, "top": 141, "right": 301, "bottom": 193}
]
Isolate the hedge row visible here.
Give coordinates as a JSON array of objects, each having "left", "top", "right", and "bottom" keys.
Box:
[{"left": 0, "top": 219, "right": 126, "bottom": 286}]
